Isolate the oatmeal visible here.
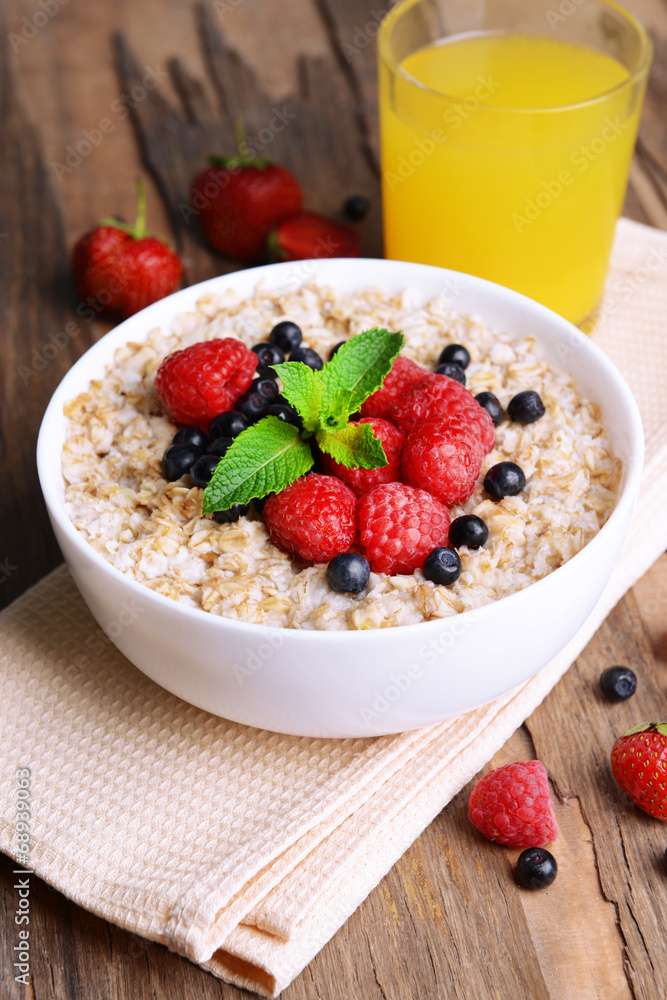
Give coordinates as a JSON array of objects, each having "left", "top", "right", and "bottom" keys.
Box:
[{"left": 62, "top": 284, "right": 620, "bottom": 630}]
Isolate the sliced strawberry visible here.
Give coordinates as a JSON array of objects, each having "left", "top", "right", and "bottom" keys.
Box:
[{"left": 267, "top": 212, "right": 360, "bottom": 261}]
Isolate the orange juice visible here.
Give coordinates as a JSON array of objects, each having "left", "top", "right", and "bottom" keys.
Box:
[{"left": 379, "top": 32, "right": 644, "bottom": 323}]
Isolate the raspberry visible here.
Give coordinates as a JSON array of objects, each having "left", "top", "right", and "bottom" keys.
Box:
[
  {"left": 155, "top": 338, "right": 258, "bottom": 429},
  {"left": 360, "top": 356, "right": 428, "bottom": 420},
  {"left": 264, "top": 474, "right": 356, "bottom": 563},
  {"left": 320, "top": 417, "right": 404, "bottom": 497},
  {"left": 468, "top": 761, "right": 558, "bottom": 848},
  {"left": 401, "top": 420, "right": 482, "bottom": 506},
  {"left": 357, "top": 482, "right": 450, "bottom": 575},
  {"left": 393, "top": 373, "right": 495, "bottom": 455}
]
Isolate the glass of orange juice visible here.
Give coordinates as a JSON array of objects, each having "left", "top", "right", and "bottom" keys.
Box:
[{"left": 378, "top": 0, "right": 651, "bottom": 324}]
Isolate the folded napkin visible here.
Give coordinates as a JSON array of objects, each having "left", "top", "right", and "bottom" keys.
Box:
[{"left": 1, "top": 219, "right": 666, "bottom": 997}]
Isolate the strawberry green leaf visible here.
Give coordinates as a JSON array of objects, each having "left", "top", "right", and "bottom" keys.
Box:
[
  {"left": 316, "top": 422, "right": 387, "bottom": 470},
  {"left": 624, "top": 721, "right": 667, "bottom": 737},
  {"left": 271, "top": 361, "right": 322, "bottom": 431},
  {"left": 203, "top": 416, "right": 313, "bottom": 513},
  {"left": 318, "top": 328, "right": 404, "bottom": 430}
]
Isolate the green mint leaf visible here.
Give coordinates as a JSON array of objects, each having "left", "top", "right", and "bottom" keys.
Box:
[
  {"left": 316, "top": 422, "right": 388, "bottom": 470},
  {"left": 271, "top": 361, "right": 322, "bottom": 431},
  {"left": 203, "top": 416, "right": 313, "bottom": 513},
  {"left": 319, "top": 328, "right": 404, "bottom": 430}
]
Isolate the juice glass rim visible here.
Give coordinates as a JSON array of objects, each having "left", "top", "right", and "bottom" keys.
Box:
[{"left": 377, "top": 0, "right": 653, "bottom": 115}]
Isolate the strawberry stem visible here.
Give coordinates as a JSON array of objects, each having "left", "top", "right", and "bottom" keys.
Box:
[
  {"left": 99, "top": 179, "right": 149, "bottom": 240},
  {"left": 208, "top": 116, "right": 269, "bottom": 171},
  {"left": 234, "top": 115, "right": 250, "bottom": 159},
  {"left": 133, "top": 178, "right": 147, "bottom": 239}
]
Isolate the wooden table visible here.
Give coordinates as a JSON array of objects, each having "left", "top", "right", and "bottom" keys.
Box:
[{"left": 2, "top": 1, "right": 666, "bottom": 997}]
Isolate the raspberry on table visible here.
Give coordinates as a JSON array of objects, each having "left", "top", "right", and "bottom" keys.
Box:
[
  {"left": 401, "top": 419, "right": 482, "bottom": 505},
  {"left": 155, "top": 338, "right": 258, "bottom": 429},
  {"left": 467, "top": 760, "right": 558, "bottom": 848},
  {"left": 263, "top": 474, "right": 357, "bottom": 563},
  {"left": 360, "top": 355, "right": 428, "bottom": 420},
  {"left": 357, "top": 481, "right": 450, "bottom": 576},
  {"left": 320, "top": 417, "right": 404, "bottom": 497},
  {"left": 393, "top": 373, "right": 495, "bottom": 455}
]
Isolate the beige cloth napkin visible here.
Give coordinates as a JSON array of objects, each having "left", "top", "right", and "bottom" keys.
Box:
[{"left": 1, "top": 218, "right": 666, "bottom": 997}]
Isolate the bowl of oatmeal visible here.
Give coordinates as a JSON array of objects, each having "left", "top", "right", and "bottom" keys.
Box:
[{"left": 37, "top": 259, "right": 642, "bottom": 737}]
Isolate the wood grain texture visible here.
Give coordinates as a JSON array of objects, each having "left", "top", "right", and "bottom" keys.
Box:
[{"left": 1, "top": 0, "right": 666, "bottom": 997}]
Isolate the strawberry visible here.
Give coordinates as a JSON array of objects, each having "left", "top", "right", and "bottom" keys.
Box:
[
  {"left": 190, "top": 137, "right": 302, "bottom": 261},
  {"left": 611, "top": 722, "right": 667, "bottom": 821},
  {"left": 72, "top": 180, "right": 182, "bottom": 318},
  {"left": 267, "top": 211, "right": 360, "bottom": 261}
]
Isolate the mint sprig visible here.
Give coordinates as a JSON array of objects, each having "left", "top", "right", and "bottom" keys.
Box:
[
  {"left": 272, "top": 362, "right": 322, "bottom": 432},
  {"left": 319, "top": 328, "right": 404, "bottom": 430},
  {"left": 203, "top": 327, "right": 403, "bottom": 514},
  {"left": 317, "top": 422, "right": 387, "bottom": 469},
  {"left": 203, "top": 416, "right": 313, "bottom": 513}
]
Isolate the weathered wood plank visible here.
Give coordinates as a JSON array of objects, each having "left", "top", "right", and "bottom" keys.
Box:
[
  {"left": 115, "top": 1, "right": 380, "bottom": 268},
  {"left": 0, "top": 11, "right": 86, "bottom": 608}
]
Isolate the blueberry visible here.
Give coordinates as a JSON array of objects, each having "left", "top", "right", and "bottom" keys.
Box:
[
  {"left": 326, "top": 553, "right": 370, "bottom": 594},
  {"left": 265, "top": 402, "right": 302, "bottom": 427},
  {"left": 508, "top": 390, "right": 545, "bottom": 425},
  {"left": 172, "top": 426, "right": 207, "bottom": 451},
  {"left": 252, "top": 376, "right": 280, "bottom": 402},
  {"left": 475, "top": 391, "right": 504, "bottom": 426},
  {"left": 449, "top": 515, "right": 489, "bottom": 550},
  {"left": 190, "top": 454, "right": 219, "bottom": 487},
  {"left": 342, "top": 194, "right": 370, "bottom": 221},
  {"left": 257, "top": 364, "right": 279, "bottom": 381},
  {"left": 435, "top": 362, "right": 466, "bottom": 385},
  {"left": 270, "top": 320, "right": 302, "bottom": 353},
  {"left": 484, "top": 462, "right": 526, "bottom": 500},
  {"left": 438, "top": 343, "right": 470, "bottom": 369},
  {"left": 599, "top": 665, "right": 637, "bottom": 702},
  {"left": 209, "top": 410, "right": 248, "bottom": 439},
  {"left": 252, "top": 342, "right": 285, "bottom": 366},
  {"left": 290, "top": 346, "right": 324, "bottom": 370},
  {"left": 212, "top": 504, "right": 248, "bottom": 524},
  {"left": 329, "top": 341, "right": 346, "bottom": 359},
  {"left": 162, "top": 445, "right": 199, "bottom": 482},
  {"left": 237, "top": 390, "right": 269, "bottom": 422},
  {"left": 514, "top": 848, "right": 557, "bottom": 890},
  {"left": 423, "top": 547, "right": 461, "bottom": 586},
  {"left": 208, "top": 436, "right": 233, "bottom": 457}
]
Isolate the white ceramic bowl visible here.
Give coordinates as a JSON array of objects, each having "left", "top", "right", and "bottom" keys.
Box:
[{"left": 37, "top": 259, "right": 643, "bottom": 738}]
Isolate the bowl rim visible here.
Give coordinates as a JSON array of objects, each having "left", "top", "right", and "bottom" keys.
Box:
[{"left": 37, "top": 257, "right": 644, "bottom": 642}]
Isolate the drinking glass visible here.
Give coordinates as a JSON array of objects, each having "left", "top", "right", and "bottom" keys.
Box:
[{"left": 378, "top": 0, "right": 651, "bottom": 324}]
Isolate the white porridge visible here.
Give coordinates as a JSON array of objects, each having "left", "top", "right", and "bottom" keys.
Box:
[{"left": 62, "top": 283, "right": 620, "bottom": 630}]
